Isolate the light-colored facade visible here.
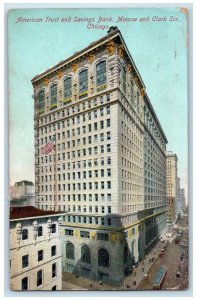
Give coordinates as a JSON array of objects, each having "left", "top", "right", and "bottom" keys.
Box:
[
  {"left": 166, "top": 151, "right": 178, "bottom": 223},
  {"left": 32, "top": 27, "right": 167, "bottom": 284},
  {"left": 10, "top": 207, "right": 63, "bottom": 290},
  {"left": 179, "top": 188, "right": 186, "bottom": 211},
  {"left": 9, "top": 180, "right": 35, "bottom": 207}
]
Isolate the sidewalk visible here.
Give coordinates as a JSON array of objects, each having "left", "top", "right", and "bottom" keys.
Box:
[{"left": 121, "top": 240, "right": 166, "bottom": 290}]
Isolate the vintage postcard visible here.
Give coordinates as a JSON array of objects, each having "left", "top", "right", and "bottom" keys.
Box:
[{"left": 8, "top": 7, "right": 188, "bottom": 291}]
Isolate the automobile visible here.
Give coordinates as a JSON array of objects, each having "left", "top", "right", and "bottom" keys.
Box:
[{"left": 176, "top": 272, "right": 181, "bottom": 278}]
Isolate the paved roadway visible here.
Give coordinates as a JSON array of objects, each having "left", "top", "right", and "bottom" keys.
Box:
[{"left": 137, "top": 211, "right": 189, "bottom": 291}]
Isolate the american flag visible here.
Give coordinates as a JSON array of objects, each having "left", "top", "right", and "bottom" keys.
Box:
[{"left": 41, "top": 139, "right": 55, "bottom": 155}]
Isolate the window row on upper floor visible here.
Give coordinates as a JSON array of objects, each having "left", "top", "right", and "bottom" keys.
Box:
[
  {"left": 37, "top": 61, "right": 107, "bottom": 110},
  {"left": 19, "top": 224, "right": 57, "bottom": 241}
]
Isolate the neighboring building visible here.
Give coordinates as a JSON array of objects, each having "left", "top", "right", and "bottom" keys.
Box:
[
  {"left": 10, "top": 206, "right": 63, "bottom": 290},
  {"left": 31, "top": 27, "right": 167, "bottom": 284},
  {"left": 9, "top": 180, "right": 35, "bottom": 207},
  {"left": 179, "top": 188, "right": 186, "bottom": 211},
  {"left": 166, "top": 151, "right": 178, "bottom": 223},
  {"left": 176, "top": 177, "right": 181, "bottom": 215}
]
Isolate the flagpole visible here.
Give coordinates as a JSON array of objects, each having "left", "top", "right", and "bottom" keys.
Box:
[{"left": 54, "top": 131, "right": 57, "bottom": 212}]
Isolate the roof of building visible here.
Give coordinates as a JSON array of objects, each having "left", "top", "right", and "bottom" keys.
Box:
[
  {"left": 10, "top": 206, "right": 63, "bottom": 220},
  {"left": 31, "top": 26, "right": 167, "bottom": 144},
  {"left": 14, "top": 180, "right": 34, "bottom": 187},
  {"left": 31, "top": 26, "right": 145, "bottom": 89}
]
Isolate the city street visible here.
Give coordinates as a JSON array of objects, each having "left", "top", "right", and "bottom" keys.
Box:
[{"left": 137, "top": 210, "right": 189, "bottom": 290}]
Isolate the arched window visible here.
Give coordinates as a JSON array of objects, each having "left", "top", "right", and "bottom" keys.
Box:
[
  {"left": 79, "top": 69, "right": 88, "bottom": 93},
  {"left": 66, "top": 242, "right": 74, "bottom": 259},
  {"left": 22, "top": 229, "right": 28, "bottom": 240},
  {"left": 81, "top": 245, "right": 90, "bottom": 264},
  {"left": 50, "top": 84, "right": 57, "bottom": 104},
  {"left": 96, "top": 61, "right": 106, "bottom": 86},
  {"left": 38, "top": 90, "right": 45, "bottom": 110},
  {"left": 51, "top": 224, "right": 56, "bottom": 233},
  {"left": 123, "top": 246, "right": 128, "bottom": 264},
  {"left": 37, "top": 226, "right": 43, "bottom": 237},
  {"left": 98, "top": 248, "right": 109, "bottom": 268},
  {"left": 64, "top": 77, "right": 72, "bottom": 98}
]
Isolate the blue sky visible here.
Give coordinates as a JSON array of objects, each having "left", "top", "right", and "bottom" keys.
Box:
[{"left": 8, "top": 8, "right": 188, "bottom": 196}]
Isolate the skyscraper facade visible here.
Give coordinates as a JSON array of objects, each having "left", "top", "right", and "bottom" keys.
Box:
[
  {"left": 166, "top": 151, "right": 178, "bottom": 223},
  {"left": 32, "top": 27, "right": 167, "bottom": 284}
]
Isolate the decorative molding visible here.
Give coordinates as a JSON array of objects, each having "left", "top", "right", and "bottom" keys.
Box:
[
  {"left": 107, "top": 41, "right": 115, "bottom": 56},
  {"left": 90, "top": 231, "right": 96, "bottom": 240},
  {"left": 140, "top": 88, "right": 146, "bottom": 97},
  {"left": 75, "top": 229, "right": 79, "bottom": 238},
  {"left": 127, "top": 64, "right": 132, "bottom": 73},
  {"left": 57, "top": 71, "right": 63, "bottom": 79},
  {"left": 88, "top": 54, "right": 96, "bottom": 64},
  {"left": 110, "top": 232, "right": 117, "bottom": 243},
  {"left": 47, "top": 218, "right": 52, "bottom": 236},
  {"left": 44, "top": 78, "right": 50, "bottom": 86},
  {"left": 118, "top": 44, "right": 124, "bottom": 57},
  {"left": 71, "top": 63, "right": 78, "bottom": 73},
  {"left": 16, "top": 223, "right": 22, "bottom": 245}
]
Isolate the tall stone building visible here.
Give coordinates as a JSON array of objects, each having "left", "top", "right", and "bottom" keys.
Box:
[
  {"left": 31, "top": 27, "right": 167, "bottom": 284},
  {"left": 10, "top": 206, "right": 63, "bottom": 290},
  {"left": 166, "top": 151, "right": 178, "bottom": 223},
  {"left": 179, "top": 188, "right": 186, "bottom": 211}
]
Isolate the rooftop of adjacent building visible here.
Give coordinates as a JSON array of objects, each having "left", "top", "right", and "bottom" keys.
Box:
[
  {"left": 14, "top": 180, "right": 34, "bottom": 187},
  {"left": 10, "top": 206, "right": 63, "bottom": 220},
  {"left": 166, "top": 151, "right": 178, "bottom": 160}
]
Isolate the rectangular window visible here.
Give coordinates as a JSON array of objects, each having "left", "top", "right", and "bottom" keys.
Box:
[
  {"left": 100, "top": 120, "right": 104, "bottom": 129},
  {"left": 51, "top": 245, "right": 56, "bottom": 256},
  {"left": 21, "top": 277, "right": 28, "bottom": 290},
  {"left": 100, "top": 133, "right": 104, "bottom": 142},
  {"left": 107, "top": 194, "right": 111, "bottom": 202},
  {"left": 22, "top": 255, "right": 28, "bottom": 268},
  {"left": 107, "top": 144, "right": 111, "bottom": 152},
  {"left": 107, "top": 132, "right": 111, "bottom": 140},
  {"left": 37, "top": 270, "right": 43, "bottom": 287},
  {"left": 97, "top": 233, "right": 109, "bottom": 241},
  {"left": 52, "top": 263, "right": 56, "bottom": 278},
  {"left": 80, "top": 231, "right": 90, "bottom": 238},
  {"left": 38, "top": 250, "right": 43, "bottom": 262},
  {"left": 107, "top": 119, "right": 110, "bottom": 127}
]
